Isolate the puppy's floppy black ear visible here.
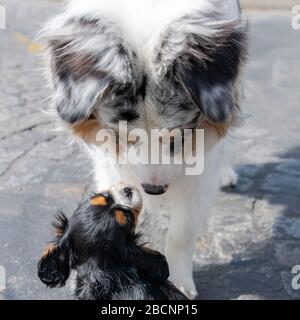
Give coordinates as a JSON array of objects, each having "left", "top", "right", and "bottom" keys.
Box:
[
  {"left": 156, "top": 13, "right": 248, "bottom": 123},
  {"left": 43, "top": 15, "right": 136, "bottom": 124},
  {"left": 38, "top": 212, "right": 71, "bottom": 288},
  {"left": 38, "top": 243, "right": 70, "bottom": 288},
  {"left": 130, "top": 246, "right": 170, "bottom": 282}
]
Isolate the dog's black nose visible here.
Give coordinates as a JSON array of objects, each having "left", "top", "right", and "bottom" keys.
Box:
[
  {"left": 142, "top": 184, "right": 168, "bottom": 196},
  {"left": 123, "top": 187, "right": 133, "bottom": 200}
]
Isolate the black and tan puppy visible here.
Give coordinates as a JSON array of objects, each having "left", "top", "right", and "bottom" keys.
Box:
[{"left": 38, "top": 184, "right": 188, "bottom": 300}]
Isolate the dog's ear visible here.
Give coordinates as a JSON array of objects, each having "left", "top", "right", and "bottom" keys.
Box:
[
  {"left": 43, "top": 16, "right": 136, "bottom": 124},
  {"left": 130, "top": 246, "right": 170, "bottom": 282},
  {"left": 156, "top": 13, "right": 248, "bottom": 123},
  {"left": 38, "top": 212, "right": 71, "bottom": 288}
]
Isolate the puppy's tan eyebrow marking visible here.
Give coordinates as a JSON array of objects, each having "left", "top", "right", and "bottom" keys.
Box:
[
  {"left": 115, "top": 210, "right": 127, "bottom": 225},
  {"left": 90, "top": 196, "right": 107, "bottom": 206}
]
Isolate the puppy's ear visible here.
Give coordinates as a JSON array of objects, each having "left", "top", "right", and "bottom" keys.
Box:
[
  {"left": 43, "top": 16, "right": 136, "bottom": 124},
  {"left": 38, "top": 212, "right": 71, "bottom": 288},
  {"left": 130, "top": 246, "right": 170, "bottom": 282},
  {"left": 156, "top": 12, "right": 248, "bottom": 123}
]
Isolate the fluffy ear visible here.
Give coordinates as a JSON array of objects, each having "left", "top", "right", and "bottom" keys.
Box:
[
  {"left": 37, "top": 212, "right": 71, "bottom": 288},
  {"left": 130, "top": 246, "right": 170, "bottom": 282},
  {"left": 43, "top": 16, "right": 136, "bottom": 124},
  {"left": 156, "top": 12, "right": 248, "bottom": 123}
]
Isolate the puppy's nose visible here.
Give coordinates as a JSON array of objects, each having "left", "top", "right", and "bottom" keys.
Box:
[
  {"left": 123, "top": 187, "right": 133, "bottom": 200},
  {"left": 142, "top": 184, "right": 168, "bottom": 195}
]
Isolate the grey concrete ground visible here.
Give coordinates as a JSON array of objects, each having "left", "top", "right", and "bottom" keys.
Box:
[
  {"left": 241, "top": 0, "right": 299, "bottom": 10},
  {"left": 0, "top": 1, "right": 299, "bottom": 300}
]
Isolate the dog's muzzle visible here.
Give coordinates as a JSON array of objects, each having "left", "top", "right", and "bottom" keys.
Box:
[{"left": 141, "top": 184, "right": 168, "bottom": 195}]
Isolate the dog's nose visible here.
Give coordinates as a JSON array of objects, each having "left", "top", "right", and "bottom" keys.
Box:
[
  {"left": 142, "top": 184, "right": 168, "bottom": 195},
  {"left": 123, "top": 187, "right": 133, "bottom": 200}
]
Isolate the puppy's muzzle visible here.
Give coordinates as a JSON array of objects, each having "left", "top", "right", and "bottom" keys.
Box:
[{"left": 142, "top": 184, "right": 168, "bottom": 195}]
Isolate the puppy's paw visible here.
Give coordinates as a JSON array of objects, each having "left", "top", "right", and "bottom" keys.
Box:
[
  {"left": 221, "top": 166, "right": 238, "bottom": 188},
  {"left": 38, "top": 245, "right": 69, "bottom": 288}
]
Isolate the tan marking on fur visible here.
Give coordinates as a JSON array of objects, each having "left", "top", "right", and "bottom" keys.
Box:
[
  {"left": 132, "top": 208, "right": 141, "bottom": 227},
  {"left": 203, "top": 118, "right": 232, "bottom": 137},
  {"left": 90, "top": 195, "right": 107, "bottom": 206},
  {"left": 71, "top": 119, "right": 102, "bottom": 143},
  {"left": 115, "top": 210, "right": 127, "bottom": 225},
  {"left": 71, "top": 120, "right": 121, "bottom": 161},
  {"left": 42, "top": 244, "right": 55, "bottom": 258}
]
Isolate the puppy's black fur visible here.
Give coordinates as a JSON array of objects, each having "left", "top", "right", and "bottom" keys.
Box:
[{"left": 38, "top": 192, "right": 188, "bottom": 300}]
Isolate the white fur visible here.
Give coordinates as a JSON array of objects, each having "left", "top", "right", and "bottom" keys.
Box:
[
  {"left": 46, "top": 0, "right": 242, "bottom": 299},
  {"left": 47, "top": 0, "right": 241, "bottom": 79},
  {"left": 92, "top": 126, "right": 229, "bottom": 299}
]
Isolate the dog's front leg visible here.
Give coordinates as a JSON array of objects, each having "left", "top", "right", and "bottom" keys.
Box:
[
  {"left": 165, "top": 182, "right": 199, "bottom": 299},
  {"left": 165, "top": 162, "right": 219, "bottom": 299}
]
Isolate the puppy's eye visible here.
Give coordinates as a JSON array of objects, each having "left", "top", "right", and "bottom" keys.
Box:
[
  {"left": 114, "top": 209, "right": 127, "bottom": 225},
  {"left": 90, "top": 195, "right": 108, "bottom": 207}
]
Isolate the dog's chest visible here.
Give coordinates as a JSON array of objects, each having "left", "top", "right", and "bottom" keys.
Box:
[{"left": 74, "top": 268, "right": 147, "bottom": 300}]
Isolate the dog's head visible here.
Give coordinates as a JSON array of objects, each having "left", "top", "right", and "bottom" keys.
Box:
[
  {"left": 43, "top": 1, "right": 248, "bottom": 194},
  {"left": 37, "top": 184, "right": 143, "bottom": 288}
]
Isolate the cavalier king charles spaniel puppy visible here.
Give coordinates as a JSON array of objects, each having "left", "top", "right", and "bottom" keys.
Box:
[{"left": 38, "top": 184, "right": 188, "bottom": 300}]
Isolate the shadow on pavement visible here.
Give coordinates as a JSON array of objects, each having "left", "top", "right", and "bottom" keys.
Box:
[{"left": 194, "top": 146, "right": 300, "bottom": 300}]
